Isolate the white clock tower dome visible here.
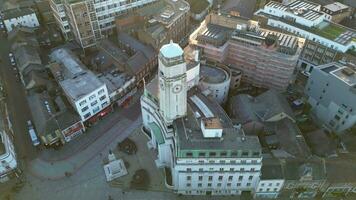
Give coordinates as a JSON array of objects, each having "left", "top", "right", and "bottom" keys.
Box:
[{"left": 158, "top": 41, "right": 187, "bottom": 124}]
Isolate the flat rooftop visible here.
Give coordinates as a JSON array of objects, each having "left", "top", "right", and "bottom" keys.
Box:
[
  {"left": 50, "top": 48, "right": 105, "bottom": 102},
  {"left": 320, "top": 62, "right": 356, "bottom": 86},
  {"left": 323, "top": 2, "right": 349, "bottom": 12},
  {"left": 98, "top": 71, "right": 133, "bottom": 94},
  {"left": 175, "top": 90, "right": 261, "bottom": 153},
  {"left": 200, "top": 64, "right": 229, "bottom": 84},
  {"left": 2, "top": 8, "right": 35, "bottom": 20},
  {"left": 150, "top": 0, "right": 189, "bottom": 27},
  {"left": 258, "top": 3, "right": 356, "bottom": 45},
  {"left": 265, "top": 1, "right": 323, "bottom": 21}
]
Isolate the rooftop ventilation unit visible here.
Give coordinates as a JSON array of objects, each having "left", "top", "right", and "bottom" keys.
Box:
[{"left": 341, "top": 67, "right": 355, "bottom": 76}]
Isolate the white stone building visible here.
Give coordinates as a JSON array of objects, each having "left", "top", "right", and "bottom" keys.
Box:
[
  {"left": 2, "top": 8, "right": 40, "bottom": 32},
  {"left": 255, "top": 0, "right": 356, "bottom": 53},
  {"left": 0, "top": 131, "right": 17, "bottom": 182},
  {"left": 304, "top": 62, "right": 356, "bottom": 133},
  {"left": 141, "top": 41, "right": 262, "bottom": 196},
  {"left": 49, "top": 48, "right": 111, "bottom": 123}
]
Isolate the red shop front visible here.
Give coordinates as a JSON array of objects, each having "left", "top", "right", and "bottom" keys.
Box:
[{"left": 87, "top": 106, "right": 113, "bottom": 125}]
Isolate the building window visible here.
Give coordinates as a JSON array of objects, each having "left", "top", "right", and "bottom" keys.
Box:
[
  {"left": 276, "top": 183, "right": 280, "bottom": 186},
  {"left": 209, "top": 152, "right": 216, "bottom": 157},
  {"left": 187, "top": 168, "right": 191, "bottom": 172},
  {"left": 101, "top": 101, "right": 108, "bottom": 108},
  {"left": 208, "top": 176, "right": 213, "bottom": 181},
  {"left": 89, "top": 94, "right": 96, "bottom": 100},
  {"left": 238, "top": 176, "right": 243, "bottom": 181},
  {"left": 229, "top": 168, "right": 234, "bottom": 172},
  {"left": 186, "top": 176, "right": 191, "bottom": 181},
  {"left": 99, "top": 95, "right": 107, "bottom": 101},
  {"left": 227, "top": 183, "right": 231, "bottom": 187},
  {"left": 242, "top": 151, "right": 249, "bottom": 157},
  {"left": 79, "top": 100, "right": 87, "bottom": 106},
  {"left": 248, "top": 176, "right": 253, "bottom": 180},
  {"left": 199, "top": 152, "right": 205, "bottom": 157},
  {"left": 81, "top": 106, "right": 89, "bottom": 112},
  {"left": 199, "top": 168, "right": 203, "bottom": 172},
  {"left": 186, "top": 183, "right": 191, "bottom": 187},
  {"left": 218, "top": 176, "right": 223, "bottom": 181},
  {"left": 98, "top": 89, "right": 105, "bottom": 95},
  {"left": 93, "top": 106, "right": 100, "bottom": 113},
  {"left": 219, "top": 168, "right": 224, "bottom": 172},
  {"left": 83, "top": 112, "right": 91, "bottom": 119},
  {"left": 220, "top": 152, "right": 227, "bottom": 156},
  {"left": 198, "top": 183, "right": 202, "bottom": 187},
  {"left": 237, "top": 183, "right": 241, "bottom": 187},
  {"left": 228, "top": 176, "right": 233, "bottom": 181},
  {"left": 246, "top": 183, "right": 251, "bottom": 187},
  {"left": 91, "top": 100, "right": 98, "bottom": 106},
  {"left": 217, "top": 183, "right": 222, "bottom": 187},
  {"left": 199, "top": 176, "right": 203, "bottom": 181},
  {"left": 186, "top": 152, "right": 193, "bottom": 157},
  {"left": 208, "top": 183, "right": 212, "bottom": 187}
]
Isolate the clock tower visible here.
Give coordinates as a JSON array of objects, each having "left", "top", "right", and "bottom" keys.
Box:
[{"left": 158, "top": 41, "right": 187, "bottom": 124}]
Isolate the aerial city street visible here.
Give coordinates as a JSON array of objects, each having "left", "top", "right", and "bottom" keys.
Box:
[{"left": 0, "top": 0, "right": 356, "bottom": 199}]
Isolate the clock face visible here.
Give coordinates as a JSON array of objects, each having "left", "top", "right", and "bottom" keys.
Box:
[{"left": 172, "top": 84, "right": 182, "bottom": 93}]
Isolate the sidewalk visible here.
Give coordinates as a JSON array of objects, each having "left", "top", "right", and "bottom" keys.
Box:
[
  {"left": 28, "top": 116, "right": 142, "bottom": 180},
  {"left": 38, "top": 92, "right": 142, "bottom": 162}
]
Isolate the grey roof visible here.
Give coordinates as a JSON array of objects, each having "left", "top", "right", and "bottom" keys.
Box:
[
  {"left": 175, "top": 90, "right": 261, "bottom": 152},
  {"left": 326, "top": 161, "right": 356, "bottom": 183},
  {"left": 50, "top": 48, "right": 105, "bottom": 101},
  {"left": 117, "top": 32, "right": 156, "bottom": 61},
  {"left": 200, "top": 64, "right": 229, "bottom": 84},
  {"left": 27, "top": 92, "right": 81, "bottom": 137},
  {"left": 14, "top": 45, "right": 42, "bottom": 73},
  {"left": 230, "top": 90, "right": 311, "bottom": 158},
  {"left": 261, "top": 159, "right": 284, "bottom": 179},
  {"left": 127, "top": 51, "right": 149, "bottom": 73},
  {"left": 2, "top": 8, "right": 35, "bottom": 20},
  {"left": 231, "top": 89, "right": 295, "bottom": 122},
  {"left": 283, "top": 159, "right": 326, "bottom": 181},
  {"left": 97, "top": 39, "right": 129, "bottom": 68}
]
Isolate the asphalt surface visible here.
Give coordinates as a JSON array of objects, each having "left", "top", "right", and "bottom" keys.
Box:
[{"left": 0, "top": 36, "right": 38, "bottom": 163}]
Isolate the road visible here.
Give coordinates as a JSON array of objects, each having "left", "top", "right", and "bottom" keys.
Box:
[{"left": 0, "top": 36, "right": 37, "bottom": 162}]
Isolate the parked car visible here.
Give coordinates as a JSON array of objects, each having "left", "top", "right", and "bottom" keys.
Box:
[
  {"left": 27, "top": 120, "right": 40, "bottom": 146},
  {"left": 8, "top": 52, "right": 16, "bottom": 66}
]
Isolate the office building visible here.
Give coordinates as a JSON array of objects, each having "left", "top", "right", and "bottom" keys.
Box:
[
  {"left": 304, "top": 62, "right": 356, "bottom": 133},
  {"left": 255, "top": 0, "right": 356, "bottom": 53},
  {"left": 49, "top": 48, "right": 111, "bottom": 123},
  {"left": 141, "top": 41, "right": 262, "bottom": 195},
  {"left": 190, "top": 12, "right": 304, "bottom": 91},
  {"left": 2, "top": 8, "right": 40, "bottom": 32},
  {"left": 50, "top": 0, "right": 156, "bottom": 49}
]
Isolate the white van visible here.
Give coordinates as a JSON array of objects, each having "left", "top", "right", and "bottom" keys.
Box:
[{"left": 27, "top": 120, "right": 40, "bottom": 146}]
